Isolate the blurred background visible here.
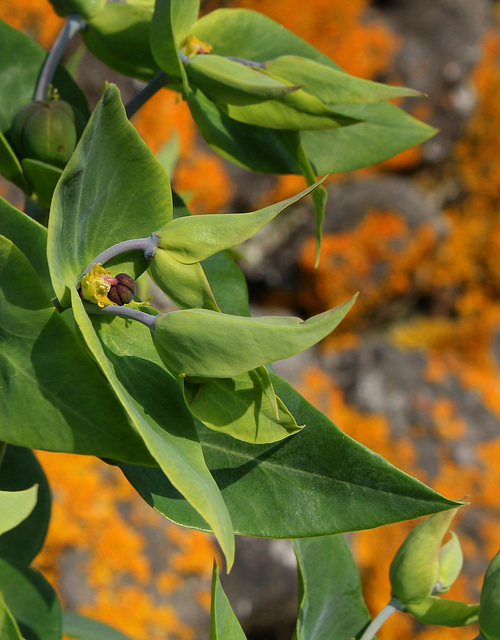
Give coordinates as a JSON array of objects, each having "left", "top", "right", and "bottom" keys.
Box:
[{"left": 2, "top": 1, "right": 500, "bottom": 638}]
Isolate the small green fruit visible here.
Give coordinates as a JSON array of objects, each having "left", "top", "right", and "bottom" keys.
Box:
[
  {"left": 10, "top": 100, "right": 78, "bottom": 168},
  {"left": 48, "top": 0, "right": 106, "bottom": 19}
]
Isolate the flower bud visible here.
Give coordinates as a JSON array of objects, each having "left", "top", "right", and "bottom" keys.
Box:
[
  {"left": 107, "top": 273, "right": 136, "bottom": 306},
  {"left": 9, "top": 100, "right": 78, "bottom": 168}
]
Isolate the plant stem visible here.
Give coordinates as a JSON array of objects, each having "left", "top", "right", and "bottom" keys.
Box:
[
  {"left": 34, "top": 14, "right": 85, "bottom": 103},
  {"left": 83, "top": 301, "right": 157, "bottom": 330},
  {"left": 226, "top": 56, "right": 266, "bottom": 69},
  {"left": 125, "top": 71, "right": 171, "bottom": 119},
  {"left": 79, "top": 234, "right": 159, "bottom": 281},
  {"left": 358, "top": 597, "right": 403, "bottom": 640}
]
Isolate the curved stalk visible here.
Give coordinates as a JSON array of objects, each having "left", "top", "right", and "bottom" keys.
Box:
[
  {"left": 226, "top": 56, "right": 266, "bottom": 69},
  {"left": 79, "top": 234, "right": 159, "bottom": 281},
  {"left": 125, "top": 71, "right": 172, "bottom": 119},
  {"left": 83, "top": 301, "right": 157, "bottom": 330},
  {"left": 358, "top": 597, "right": 403, "bottom": 640},
  {"left": 34, "top": 14, "right": 85, "bottom": 103}
]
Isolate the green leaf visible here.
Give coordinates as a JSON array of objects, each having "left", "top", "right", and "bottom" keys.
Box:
[
  {"left": 191, "top": 9, "right": 342, "bottom": 70},
  {"left": 48, "top": 0, "right": 106, "bottom": 20},
  {"left": 265, "top": 56, "right": 423, "bottom": 105},
  {"left": 293, "top": 535, "right": 371, "bottom": 640},
  {"left": 182, "top": 367, "right": 302, "bottom": 443},
  {"left": 152, "top": 295, "right": 356, "bottom": 379},
  {"left": 63, "top": 611, "right": 136, "bottom": 640},
  {"left": 0, "top": 593, "right": 24, "bottom": 640},
  {"left": 436, "top": 531, "right": 463, "bottom": 593},
  {"left": 82, "top": 3, "right": 160, "bottom": 81},
  {"left": 0, "top": 486, "right": 38, "bottom": 537},
  {"left": 185, "top": 54, "right": 299, "bottom": 106},
  {"left": 0, "top": 131, "right": 28, "bottom": 192},
  {"left": 48, "top": 83, "right": 172, "bottom": 308},
  {"left": 73, "top": 292, "right": 235, "bottom": 569},
  {"left": 0, "top": 447, "right": 51, "bottom": 566},
  {"left": 151, "top": 0, "right": 199, "bottom": 87},
  {"left": 479, "top": 550, "right": 500, "bottom": 640},
  {"left": 302, "top": 101, "right": 437, "bottom": 174},
  {"left": 0, "top": 557, "right": 62, "bottom": 640},
  {"left": 210, "top": 561, "right": 247, "bottom": 640},
  {"left": 156, "top": 179, "right": 324, "bottom": 263},
  {"left": 0, "top": 19, "right": 89, "bottom": 136},
  {"left": 22, "top": 159, "right": 62, "bottom": 210},
  {"left": 390, "top": 509, "right": 460, "bottom": 605},
  {"left": 202, "top": 251, "right": 249, "bottom": 317},
  {"left": 119, "top": 375, "right": 460, "bottom": 538},
  {"left": 406, "top": 596, "right": 479, "bottom": 627},
  {"left": 0, "top": 235, "right": 153, "bottom": 464},
  {"left": 0, "top": 196, "right": 52, "bottom": 299}
]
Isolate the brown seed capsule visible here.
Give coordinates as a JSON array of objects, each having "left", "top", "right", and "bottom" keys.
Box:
[{"left": 107, "top": 273, "right": 135, "bottom": 306}]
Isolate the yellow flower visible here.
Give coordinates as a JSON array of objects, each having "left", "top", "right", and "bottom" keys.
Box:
[
  {"left": 80, "top": 263, "right": 117, "bottom": 307},
  {"left": 180, "top": 34, "right": 213, "bottom": 58}
]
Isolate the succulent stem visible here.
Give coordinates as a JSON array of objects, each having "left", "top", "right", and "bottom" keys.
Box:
[
  {"left": 34, "top": 14, "right": 85, "bottom": 103},
  {"left": 358, "top": 597, "right": 402, "bottom": 640},
  {"left": 125, "top": 71, "right": 178, "bottom": 119},
  {"left": 79, "top": 234, "right": 159, "bottom": 281},
  {"left": 226, "top": 56, "right": 266, "bottom": 69},
  {"left": 83, "top": 301, "right": 157, "bottom": 330}
]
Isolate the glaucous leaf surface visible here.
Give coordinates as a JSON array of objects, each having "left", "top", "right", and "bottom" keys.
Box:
[
  {"left": 0, "top": 558, "right": 62, "bottom": 640},
  {"left": 0, "top": 447, "right": 51, "bottom": 566},
  {"left": 63, "top": 612, "right": 136, "bottom": 640},
  {"left": 406, "top": 596, "right": 479, "bottom": 627},
  {"left": 0, "top": 593, "right": 23, "bottom": 640},
  {"left": 120, "top": 375, "right": 459, "bottom": 538},
  {"left": 48, "top": 83, "right": 172, "bottom": 307},
  {"left": 293, "top": 535, "right": 371, "bottom": 640},
  {"left": 0, "top": 235, "right": 152, "bottom": 464},
  {"left": 73, "top": 293, "right": 235, "bottom": 568},
  {"left": 0, "top": 485, "right": 38, "bottom": 537},
  {"left": 210, "top": 562, "right": 247, "bottom": 640}
]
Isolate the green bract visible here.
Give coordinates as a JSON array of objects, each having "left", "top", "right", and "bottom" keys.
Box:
[{"left": 479, "top": 550, "right": 500, "bottom": 640}]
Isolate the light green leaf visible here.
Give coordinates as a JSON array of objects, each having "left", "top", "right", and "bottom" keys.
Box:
[
  {"left": 0, "top": 558, "right": 62, "bottom": 640},
  {"left": 22, "top": 158, "right": 62, "bottom": 210},
  {"left": 63, "top": 611, "right": 136, "bottom": 640},
  {"left": 185, "top": 54, "right": 299, "bottom": 106},
  {"left": 152, "top": 295, "right": 357, "bottom": 379},
  {"left": 0, "top": 447, "right": 51, "bottom": 566},
  {"left": 0, "top": 486, "right": 38, "bottom": 537},
  {"left": 83, "top": 2, "right": 160, "bottom": 81},
  {"left": 119, "top": 375, "right": 460, "bottom": 538},
  {"left": 210, "top": 561, "right": 247, "bottom": 640},
  {"left": 0, "top": 131, "right": 28, "bottom": 192},
  {"left": 0, "top": 235, "right": 153, "bottom": 464},
  {"left": 73, "top": 291, "right": 235, "bottom": 569},
  {"left": 48, "top": 83, "right": 172, "bottom": 308},
  {"left": 406, "top": 596, "right": 479, "bottom": 626},
  {"left": 182, "top": 368, "right": 301, "bottom": 443},
  {"left": 437, "top": 531, "right": 463, "bottom": 593},
  {"left": 0, "top": 593, "right": 24, "bottom": 640},
  {"left": 156, "top": 179, "right": 324, "bottom": 263},
  {"left": 294, "top": 536, "right": 371, "bottom": 640}
]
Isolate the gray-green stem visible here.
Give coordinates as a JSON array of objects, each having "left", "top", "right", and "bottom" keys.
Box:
[
  {"left": 79, "top": 234, "right": 159, "bottom": 281},
  {"left": 83, "top": 301, "right": 158, "bottom": 330},
  {"left": 125, "top": 71, "right": 172, "bottom": 119},
  {"left": 34, "top": 14, "right": 85, "bottom": 103},
  {"left": 358, "top": 597, "right": 402, "bottom": 640}
]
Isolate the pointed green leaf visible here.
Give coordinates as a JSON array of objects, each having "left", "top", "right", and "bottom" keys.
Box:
[
  {"left": 436, "top": 531, "right": 463, "bottom": 593},
  {"left": 0, "top": 593, "right": 24, "bottom": 640},
  {"left": 265, "top": 56, "right": 423, "bottom": 105},
  {"left": 390, "top": 509, "right": 460, "bottom": 604},
  {"left": 202, "top": 251, "right": 250, "bottom": 317},
  {"left": 0, "top": 447, "right": 51, "bottom": 566},
  {"left": 0, "top": 131, "right": 28, "bottom": 192},
  {"left": 210, "top": 561, "right": 247, "bottom": 640},
  {"left": 48, "top": 83, "right": 172, "bottom": 308},
  {"left": 293, "top": 536, "right": 371, "bottom": 640},
  {"left": 63, "top": 611, "right": 136, "bottom": 640},
  {"left": 83, "top": 3, "right": 160, "bottom": 81},
  {"left": 0, "top": 558, "right": 62, "bottom": 640},
  {"left": 479, "top": 550, "right": 500, "bottom": 640},
  {"left": 22, "top": 159, "right": 62, "bottom": 210},
  {"left": 0, "top": 235, "right": 153, "bottom": 464},
  {"left": 0, "top": 486, "right": 38, "bottom": 537},
  {"left": 406, "top": 596, "right": 479, "bottom": 627},
  {"left": 72, "top": 291, "right": 235, "bottom": 569},
  {"left": 119, "top": 375, "right": 460, "bottom": 538},
  {"left": 157, "top": 179, "right": 324, "bottom": 264},
  {"left": 182, "top": 368, "right": 301, "bottom": 443},
  {"left": 152, "top": 295, "right": 356, "bottom": 379},
  {"left": 185, "top": 54, "right": 299, "bottom": 106}
]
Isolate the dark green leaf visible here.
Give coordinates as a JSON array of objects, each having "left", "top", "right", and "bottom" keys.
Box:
[
  {"left": 479, "top": 550, "right": 500, "bottom": 640},
  {"left": 63, "top": 611, "right": 136, "bottom": 640},
  {"left": 293, "top": 535, "right": 371, "bottom": 640},
  {"left": 0, "top": 447, "right": 51, "bottom": 565},
  {"left": 0, "top": 235, "right": 153, "bottom": 464},
  {"left": 22, "top": 159, "right": 62, "bottom": 210},
  {"left": 0, "top": 592, "right": 24, "bottom": 640},
  {"left": 0, "top": 131, "right": 28, "bottom": 192},
  {"left": 210, "top": 561, "right": 247, "bottom": 640},
  {"left": 119, "top": 375, "right": 460, "bottom": 538},
  {"left": 0, "top": 557, "right": 62, "bottom": 640},
  {"left": 48, "top": 83, "right": 172, "bottom": 307}
]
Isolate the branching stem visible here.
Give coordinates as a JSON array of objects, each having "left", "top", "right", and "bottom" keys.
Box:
[
  {"left": 358, "top": 597, "right": 403, "bottom": 640},
  {"left": 83, "top": 301, "right": 158, "bottom": 330},
  {"left": 34, "top": 14, "right": 85, "bottom": 103},
  {"left": 79, "top": 234, "right": 159, "bottom": 281}
]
